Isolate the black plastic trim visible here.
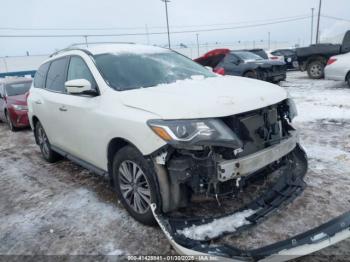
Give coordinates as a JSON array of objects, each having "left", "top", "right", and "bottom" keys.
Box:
[{"left": 51, "top": 145, "right": 107, "bottom": 177}]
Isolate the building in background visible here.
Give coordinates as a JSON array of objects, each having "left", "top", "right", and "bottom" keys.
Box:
[{"left": 0, "top": 55, "right": 47, "bottom": 78}]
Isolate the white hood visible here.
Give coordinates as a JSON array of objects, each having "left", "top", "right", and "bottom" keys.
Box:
[{"left": 120, "top": 76, "right": 287, "bottom": 119}]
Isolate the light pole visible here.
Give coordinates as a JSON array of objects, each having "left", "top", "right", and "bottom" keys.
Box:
[
  {"left": 161, "top": 0, "right": 171, "bottom": 49},
  {"left": 311, "top": 8, "right": 315, "bottom": 44},
  {"left": 316, "top": 0, "right": 322, "bottom": 44}
]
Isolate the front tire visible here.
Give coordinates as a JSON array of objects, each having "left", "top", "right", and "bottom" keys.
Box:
[
  {"left": 307, "top": 60, "right": 324, "bottom": 79},
  {"left": 112, "top": 146, "right": 159, "bottom": 225},
  {"left": 346, "top": 73, "right": 350, "bottom": 88},
  {"left": 34, "top": 121, "right": 60, "bottom": 163},
  {"left": 5, "top": 111, "right": 16, "bottom": 132}
]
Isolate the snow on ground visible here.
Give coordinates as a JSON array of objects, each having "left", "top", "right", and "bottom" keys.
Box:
[
  {"left": 0, "top": 131, "right": 173, "bottom": 257},
  {"left": 177, "top": 209, "right": 256, "bottom": 240},
  {"left": 0, "top": 71, "right": 349, "bottom": 260},
  {"left": 280, "top": 72, "right": 350, "bottom": 122}
]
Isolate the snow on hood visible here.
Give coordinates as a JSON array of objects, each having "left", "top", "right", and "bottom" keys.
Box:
[{"left": 120, "top": 76, "right": 288, "bottom": 119}]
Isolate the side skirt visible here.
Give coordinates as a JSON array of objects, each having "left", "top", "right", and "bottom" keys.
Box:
[{"left": 51, "top": 145, "right": 108, "bottom": 177}]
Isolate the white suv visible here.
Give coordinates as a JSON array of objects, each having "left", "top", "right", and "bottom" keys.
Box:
[{"left": 28, "top": 43, "right": 307, "bottom": 225}]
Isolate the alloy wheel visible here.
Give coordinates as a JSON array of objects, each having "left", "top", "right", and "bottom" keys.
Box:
[
  {"left": 37, "top": 125, "right": 50, "bottom": 158},
  {"left": 310, "top": 64, "right": 322, "bottom": 78},
  {"left": 118, "top": 160, "right": 151, "bottom": 214}
]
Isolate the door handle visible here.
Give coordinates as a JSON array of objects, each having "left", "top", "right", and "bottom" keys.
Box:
[
  {"left": 35, "top": 100, "right": 42, "bottom": 104},
  {"left": 59, "top": 106, "right": 68, "bottom": 112}
]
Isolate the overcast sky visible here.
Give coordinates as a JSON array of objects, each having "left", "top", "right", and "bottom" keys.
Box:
[{"left": 1, "top": 0, "right": 350, "bottom": 56}]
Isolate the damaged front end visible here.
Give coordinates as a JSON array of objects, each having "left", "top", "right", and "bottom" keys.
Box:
[
  {"left": 148, "top": 98, "right": 304, "bottom": 213},
  {"left": 147, "top": 98, "right": 350, "bottom": 260},
  {"left": 256, "top": 64, "right": 287, "bottom": 83}
]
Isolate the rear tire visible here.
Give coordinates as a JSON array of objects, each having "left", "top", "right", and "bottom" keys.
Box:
[
  {"left": 34, "top": 121, "right": 60, "bottom": 163},
  {"left": 307, "top": 60, "right": 325, "bottom": 79},
  {"left": 112, "top": 146, "right": 160, "bottom": 226},
  {"left": 346, "top": 73, "right": 350, "bottom": 88},
  {"left": 243, "top": 70, "right": 258, "bottom": 79}
]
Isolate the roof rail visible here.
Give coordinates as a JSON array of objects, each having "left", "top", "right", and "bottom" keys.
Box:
[
  {"left": 49, "top": 41, "right": 136, "bottom": 58},
  {"left": 49, "top": 47, "right": 92, "bottom": 58},
  {"left": 69, "top": 41, "right": 135, "bottom": 47}
]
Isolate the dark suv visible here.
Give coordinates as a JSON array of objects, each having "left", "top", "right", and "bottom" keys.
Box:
[{"left": 195, "top": 49, "right": 287, "bottom": 83}]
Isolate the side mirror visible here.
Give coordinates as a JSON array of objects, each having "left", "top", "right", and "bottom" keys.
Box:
[{"left": 65, "top": 79, "right": 93, "bottom": 95}]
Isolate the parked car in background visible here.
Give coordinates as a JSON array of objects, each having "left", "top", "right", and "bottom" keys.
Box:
[
  {"left": 296, "top": 30, "right": 350, "bottom": 79},
  {"left": 325, "top": 52, "right": 350, "bottom": 87},
  {"left": 195, "top": 49, "right": 287, "bottom": 83},
  {"left": 271, "top": 49, "right": 298, "bottom": 69},
  {"left": 0, "top": 77, "right": 32, "bottom": 131},
  {"left": 246, "top": 49, "right": 284, "bottom": 63}
]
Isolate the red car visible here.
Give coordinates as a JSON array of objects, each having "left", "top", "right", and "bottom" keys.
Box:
[{"left": 0, "top": 77, "right": 32, "bottom": 131}]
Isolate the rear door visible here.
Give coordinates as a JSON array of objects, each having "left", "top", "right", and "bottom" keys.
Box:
[
  {"left": 36, "top": 57, "right": 69, "bottom": 149},
  {"left": 218, "top": 53, "right": 243, "bottom": 76}
]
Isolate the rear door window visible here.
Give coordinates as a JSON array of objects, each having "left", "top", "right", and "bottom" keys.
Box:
[
  {"left": 46, "top": 57, "right": 69, "bottom": 92},
  {"left": 34, "top": 62, "right": 50, "bottom": 89}
]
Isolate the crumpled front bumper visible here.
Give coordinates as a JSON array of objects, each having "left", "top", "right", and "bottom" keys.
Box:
[
  {"left": 152, "top": 204, "right": 350, "bottom": 262},
  {"left": 151, "top": 145, "right": 350, "bottom": 261}
]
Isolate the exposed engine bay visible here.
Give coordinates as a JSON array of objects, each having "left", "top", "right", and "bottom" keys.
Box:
[
  {"left": 150, "top": 99, "right": 305, "bottom": 213},
  {"left": 148, "top": 100, "right": 350, "bottom": 261}
]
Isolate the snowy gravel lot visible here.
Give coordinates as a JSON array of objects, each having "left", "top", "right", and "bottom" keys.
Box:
[{"left": 0, "top": 71, "right": 349, "bottom": 261}]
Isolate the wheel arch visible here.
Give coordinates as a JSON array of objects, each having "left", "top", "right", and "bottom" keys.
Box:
[
  {"left": 243, "top": 69, "right": 257, "bottom": 76},
  {"left": 345, "top": 70, "right": 350, "bottom": 81},
  {"left": 32, "top": 115, "right": 40, "bottom": 144},
  {"left": 107, "top": 137, "right": 138, "bottom": 185},
  {"left": 305, "top": 55, "right": 328, "bottom": 66}
]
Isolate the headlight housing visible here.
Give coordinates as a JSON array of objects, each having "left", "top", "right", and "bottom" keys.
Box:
[
  {"left": 148, "top": 119, "right": 242, "bottom": 149},
  {"left": 12, "top": 104, "right": 28, "bottom": 111}
]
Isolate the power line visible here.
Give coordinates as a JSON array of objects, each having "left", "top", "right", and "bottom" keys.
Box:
[
  {"left": 0, "top": 16, "right": 310, "bottom": 38},
  {"left": 0, "top": 14, "right": 309, "bottom": 31},
  {"left": 321, "top": 14, "right": 350, "bottom": 23}
]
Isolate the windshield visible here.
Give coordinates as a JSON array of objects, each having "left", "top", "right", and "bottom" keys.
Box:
[
  {"left": 232, "top": 51, "right": 264, "bottom": 61},
  {"left": 94, "top": 52, "right": 216, "bottom": 91},
  {"left": 5, "top": 81, "right": 32, "bottom": 96}
]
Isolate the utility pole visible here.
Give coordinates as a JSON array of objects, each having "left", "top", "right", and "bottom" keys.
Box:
[
  {"left": 268, "top": 32, "right": 271, "bottom": 50},
  {"left": 311, "top": 8, "right": 315, "bottom": 44},
  {"left": 196, "top": 33, "right": 200, "bottom": 57},
  {"left": 84, "top": 35, "right": 88, "bottom": 47},
  {"left": 316, "top": 0, "right": 322, "bottom": 44},
  {"left": 161, "top": 0, "right": 171, "bottom": 49}
]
